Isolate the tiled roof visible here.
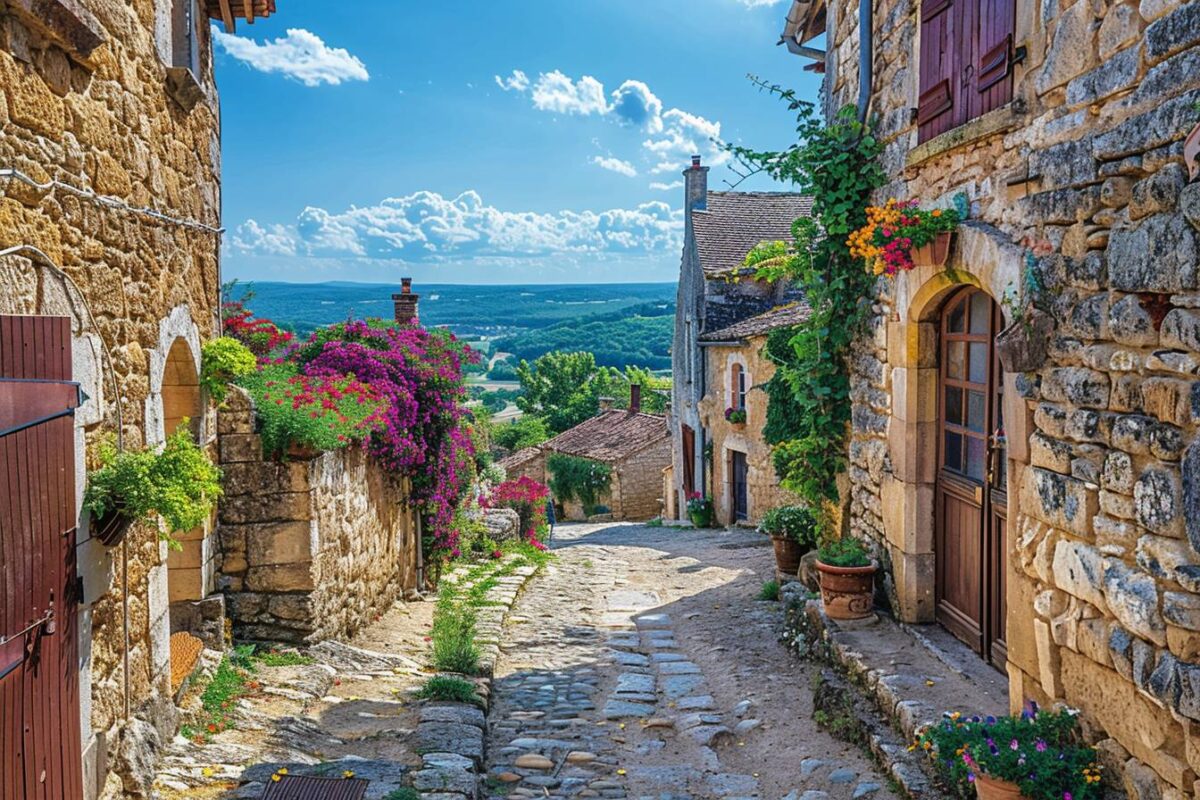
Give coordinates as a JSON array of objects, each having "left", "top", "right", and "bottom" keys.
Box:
[
  {"left": 498, "top": 446, "right": 542, "bottom": 471},
  {"left": 543, "top": 410, "right": 668, "bottom": 463},
  {"left": 699, "top": 302, "right": 813, "bottom": 342},
  {"left": 692, "top": 192, "right": 814, "bottom": 275}
]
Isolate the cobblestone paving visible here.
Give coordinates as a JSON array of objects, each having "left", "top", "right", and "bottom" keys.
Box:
[{"left": 485, "top": 523, "right": 899, "bottom": 800}]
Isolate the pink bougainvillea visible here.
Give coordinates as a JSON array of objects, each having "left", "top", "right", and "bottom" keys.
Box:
[{"left": 484, "top": 476, "right": 551, "bottom": 543}]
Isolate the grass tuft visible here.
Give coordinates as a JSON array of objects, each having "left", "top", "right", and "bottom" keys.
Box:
[
  {"left": 417, "top": 675, "right": 482, "bottom": 706},
  {"left": 758, "top": 580, "right": 781, "bottom": 601}
]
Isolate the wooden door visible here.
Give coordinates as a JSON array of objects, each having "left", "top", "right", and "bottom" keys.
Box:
[
  {"left": 0, "top": 316, "right": 84, "bottom": 800},
  {"left": 731, "top": 451, "right": 748, "bottom": 522},
  {"left": 681, "top": 424, "right": 696, "bottom": 496},
  {"left": 935, "top": 290, "right": 1007, "bottom": 668}
]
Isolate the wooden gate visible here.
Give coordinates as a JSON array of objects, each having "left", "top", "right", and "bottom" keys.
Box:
[{"left": 0, "top": 316, "right": 84, "bottom": 800}]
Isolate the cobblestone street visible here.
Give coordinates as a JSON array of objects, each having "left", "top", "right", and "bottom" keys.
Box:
[{"left": 485, "top": 522, "right": 897, "bottom": 800}]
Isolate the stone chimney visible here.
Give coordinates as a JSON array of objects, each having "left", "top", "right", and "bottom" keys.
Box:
[
  {"left": 598, "top": 396, "right": 615, "bottom": 413},
  {"left": 392, "top": 277, "right": 420, "bottom": 324},
  {"left": 629, "top": 384, "right": 642, "bottom": 414},
  {"left": 684, "top": 155, "right": 708, "bottom": 216}
]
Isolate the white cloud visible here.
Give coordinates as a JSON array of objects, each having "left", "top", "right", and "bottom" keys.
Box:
[
  {"left": 610, "top": 80, "right": 663, "bottom": 132},
  {"left": 213, "top": 27, "right": 368, "bottom": 87},
  {"left": 649, "top": 180, "right": 684, "bottom": 191},
  {"left": 529, "top": 70, "right": 610, "bottom": 116},
  {"left": 231, "top": 191, "right": 683, "bottom": 262},
  {"left": 735, "top": 0, "right": 786, "bottom": 6},
  {"left": 494, "top": 69, "right": 530, "bottom": 91},
  {"left": 592, "top": 156, "right": 638, "bottom": 177}
]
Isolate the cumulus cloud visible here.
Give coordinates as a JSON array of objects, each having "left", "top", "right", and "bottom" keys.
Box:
[
  {"left": 213, "top": 28, "right": 368, "bottom": 86},
  {"left": 230, "top": 191, "right": 683, "bottom": 262},
  {"left": 735, "top": 0, "right": 786, "bottom": 6},
  {"left": 498, "top": 69, "right": 724, "bottom": 172},
  {"left": 528, "top": 70, "right": 610, "bottom": 116},
  {"left": 649, "top": 180, "right": 684, "bottom": 191},
  {"left": 591, "top": 156, "right": 638, "bottom": 177},
  {"left": 494, "top": 69, "right": 530, "bottom": 91}
]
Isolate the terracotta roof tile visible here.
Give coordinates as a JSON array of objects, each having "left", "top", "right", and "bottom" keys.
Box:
[
  {"left": 498, "top": 446, "right": 542, "bottom": 471},
  {"left": 699, "top": 302, "right": 813, "bottom": 342},
  {"left": 543, "top": 410, "right": 668, "bottom": 463},
  {"left": 692, "top": 192, "right": 814, "bottom": 275}
]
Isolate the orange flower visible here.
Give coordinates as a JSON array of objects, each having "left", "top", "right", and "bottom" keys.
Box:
[{"left": 931, "top": 209, "right": 942, "bottom": 217}]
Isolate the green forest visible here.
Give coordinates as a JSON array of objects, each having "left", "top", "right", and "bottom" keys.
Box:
[{"left": 494, "top": 302, "right": 673, "bottom": 370}]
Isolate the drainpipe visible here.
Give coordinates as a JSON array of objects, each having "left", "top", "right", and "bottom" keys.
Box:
[{"left": 857, "top": 0, "right": 873, "bottom": 123}]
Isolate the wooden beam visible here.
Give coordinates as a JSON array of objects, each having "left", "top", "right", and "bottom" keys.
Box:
[
  {"left": 218, "top": 0, "right": 235, "bottom": 32},
  {"left": 244, "top": 0, "right": 254, "bottom": 22}
]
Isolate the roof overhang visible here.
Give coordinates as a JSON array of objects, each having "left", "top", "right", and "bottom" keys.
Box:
[
  {"left": 205, "top": 0, "right": 279, "bottom": 33},
  {"left": 779, "top": 0, "right": 828, "bottom": 71}
]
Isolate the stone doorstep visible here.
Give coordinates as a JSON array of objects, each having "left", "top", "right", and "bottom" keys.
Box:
[{"left": 788, "top": 592, "right": 1010, "bottom": 799}]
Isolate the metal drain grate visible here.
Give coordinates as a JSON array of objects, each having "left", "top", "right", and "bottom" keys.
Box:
[{"left": 260, "top": 774, "right": 370, "bottom": 799}]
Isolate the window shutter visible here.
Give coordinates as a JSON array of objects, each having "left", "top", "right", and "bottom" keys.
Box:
[
  {"left": 917, "top": 0, "right": 956, "bottom": 142},
  {"left": 974, "top": 0, "right": 1016, "bottom": 115}
]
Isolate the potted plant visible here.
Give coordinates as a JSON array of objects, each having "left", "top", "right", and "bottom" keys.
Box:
[
  {"left": 83, "top": 426, "right": 223, "bottom": 549},
  {"left": 759, "top": 505, "right": 818, "bottom": 575},
  {"left": 725, "top": 407, "right": 747, "bottom": 425},
  {"left": 847, "top": 197, "right": 963, "bottom": 276},
  {"left": 815, "top": 536, "right": 876, "bottom": 619},
  {"left": 914, "top": 703, "right": 1103, "bottom": 800},
  {"left": 686, "top": 492, "right": 713, "bottom": 528}
]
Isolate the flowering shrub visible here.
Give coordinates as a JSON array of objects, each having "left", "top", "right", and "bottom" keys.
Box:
[
  {"left": 200, "top": 336, "right": 258, "bottom": 403},
  {"left": 238, "top": 364, "right": 386, "bottom": 456},
  {"left": 847, "top": 198, "right": 962, "bottom": 276},
  {"left": 485, "top": 477, "right": 550, "bottom": 540},
  {"left": 222, "top": 300, "right": 295, "bottom": 357},
  {"left": 914, "top": 704, "right": 1102, "bottom": 800},
  {"left": 686, "top": 492, "right": 712, "bottom": 515},
  {"left": 725, "top": 407, "right": 747, "bottom": 424}
]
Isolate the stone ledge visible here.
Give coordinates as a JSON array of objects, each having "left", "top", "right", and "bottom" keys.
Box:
[{"left": 905, "top": 103, "right": 1023, "bottom": 170}]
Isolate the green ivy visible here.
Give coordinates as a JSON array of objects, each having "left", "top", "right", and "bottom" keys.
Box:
[
  {"left": 546, "top": 453, "right": 612, "bottom": 515},
  {"left": 726, "top": 84, "right": 885, "bottom": 508}
]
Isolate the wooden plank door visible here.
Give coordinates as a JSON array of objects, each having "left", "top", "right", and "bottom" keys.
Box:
[
  {"left": 0, "top": 315, "right": 83, "bottom": 800},
  {"left": 935, "top": 290, "right": 1007, "bottom": 669},
  {"left": 731, "top": 451, "right": 748, "bottom": 522}
]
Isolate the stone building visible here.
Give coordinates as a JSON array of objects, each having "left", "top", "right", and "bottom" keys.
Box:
[
  {"left": 0, "top": 1, "right": 280, "bottom": 797},
  {"left": 698, "top": 304, "right": 810, "bottom": 527},
  {"left": 498, "top": 388, "right": 671, "bottom": 521},
  {"left": 781, "top": 0, "right": 1200, "bottom": 796},
  {"left": 669, "top": 155, "right": 812, "bottom": 520}
]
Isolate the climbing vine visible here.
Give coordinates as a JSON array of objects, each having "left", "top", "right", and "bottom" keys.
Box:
[
  {"left": 726, "top": 82, "right": 886, "bottom": 508},
  {"left": 546, "top": 453, "right": 612, "bottom": 515}
]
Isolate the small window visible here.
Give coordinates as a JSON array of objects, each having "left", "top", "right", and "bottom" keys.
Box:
[
  {"left": 730, "top": 363, "right": 747, "bottom": 410},
  {"left": 171, "top": 0, "right": 201, "bottom": 75}
]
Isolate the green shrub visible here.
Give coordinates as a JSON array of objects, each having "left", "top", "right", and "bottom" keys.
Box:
[
  {"left": 417, "top": 675, "right": 481, "bottom": 706},
  {"left": 759, "top": 505, "right": 819, "bottom": 547},
  {"left": 758, "top": 580, "right": 781, "bottom": 601},
  {"left": 83, "top": 427, "right": 222, "bottom": 547},
  {"left": 492, "top": 415, "right": 550, "bottom": 451},
  {"left": 816, "top": 537, "right": 871, "bottom": 568},
  {"left": 546, "top": 453, "right": 611, "bottom": 515},
  {"left": 430, "top": 604, "right": 480, "bottom": 674},
  {"left": 200, "top": 336, "right": 257, "bottom": 403}
]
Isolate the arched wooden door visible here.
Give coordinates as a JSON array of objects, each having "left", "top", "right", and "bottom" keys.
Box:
[{"left": 935, "top": 287, "right": 1008, "bottom": 668}]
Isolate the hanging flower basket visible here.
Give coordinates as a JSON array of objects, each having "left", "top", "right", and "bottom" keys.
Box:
[
  {"left": 1185, "top": 121, "right": 1200, "bottom": 180},
  {"left": 911, "top": 231, "right": 953, "bottom": 268},
  {"left": 996, "top": 308, "right": 1055, "bottom": 373},
  {"left": 92, "top": 500, "right": 134, "bottom": 548}
]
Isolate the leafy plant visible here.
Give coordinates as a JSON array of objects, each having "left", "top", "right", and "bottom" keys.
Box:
[
  {"left": 847, "top": 198, "right": 962, "bottom": 275},
  {"left": 83, "top": 427, "right": 222, "bottom": 547},
  {"left": 417, "top": 675, "right": 482, "bottom": 706},
  {"left": 200, "top": 336, "right": 257, "bottom": 403},
  {"left": 817, "top": 536, "right": 871, "bottom": 568},
  {"left": 180, "top": 649, "right": 258, "bottom": 742},
  {"left": 546, "top": 453, "right": 612, "bottom": 515},
  {"left": 726, "top": 84, "right": 886, "bottom": 509},
  {"left": 492, "top": 415, "right": 551, "bottom": 451},
  {"left": 759, "top": 505, "right": 819, "bottom": 547},
  {"left": 686, "top": 492, "right": 712, "bottom": 515},
  {"left": 759, "top": 580, "right": 781, "bottom": 601},
  {"left": 254, "top": 648, "right": 314, "bottom": 667},
  {"left": 915, "top": 705, "right": 1103, "bottom": 800},
  {"left": 725, "top": 407, "right": 747, "bottom": 424}
]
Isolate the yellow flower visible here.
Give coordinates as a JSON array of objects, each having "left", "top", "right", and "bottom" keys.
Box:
[
  {"left": 278, "top": 769, "right": 288, "bottom": 776},
  {"left": 271, "top": 775, "right": 282, "bottom": 783},
  {"left": 342, "top": 770, "right": 355, "bottom": 779}
]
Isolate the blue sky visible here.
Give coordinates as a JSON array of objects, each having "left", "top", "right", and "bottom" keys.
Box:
[{"left": 217, "top": 1, "right": 821, "bottom": 285}]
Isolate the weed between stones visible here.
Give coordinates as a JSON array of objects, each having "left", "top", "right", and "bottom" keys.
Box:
[{"left": 417, "top": 675, "right": 483, "bottom": 706}]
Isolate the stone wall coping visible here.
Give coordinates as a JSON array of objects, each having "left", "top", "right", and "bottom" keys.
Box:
[{"left": 904, "top": 103, "right": 1022, "bottom": 171}]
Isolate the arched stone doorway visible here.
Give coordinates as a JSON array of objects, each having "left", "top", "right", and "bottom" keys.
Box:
[
  {"left": 162, "top": 336, "right": 201, "bottom": 440},
  {"left": 933, "top": 286, "right": 1008, "bottom": 667}
]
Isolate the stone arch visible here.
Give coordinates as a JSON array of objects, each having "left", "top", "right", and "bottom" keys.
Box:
[
  {"left": 162, "top": 337, "right": 201, "bottom": 441},
  {"left": 880, "top": 222, "right": 1025, "bottom": 625}
]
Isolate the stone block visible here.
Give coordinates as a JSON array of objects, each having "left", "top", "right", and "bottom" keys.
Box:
[
  {"left": 244, "top": 563, "right": 316, "bottom": 593},
  {"left": 1145, "top": 1, "right": 1200, "bottom": 63},
  {"left": 1164, "top": 592, "right": 1200, "bottom": 632},
  {"left": 1112, "top": 415, "right": 1161, "bottom": 455},
  {"left": 1185, "top": 440, "right": 1200, "bottom": 553},
  {"left": 1053, "top": 538, "right": 1109, "bottom": 613},
  {"left": 1020, "top": 467, "right": 1099, "bottom": 537},
  {"left": 1042, "top": 367, "right": 1111, "bottom": 409},
  {"left": 246, "top": 521, "right": 314, "bottom": 567},
  {"left": 1034, "top": 618, "right": 1063, "bottom": 698},
  {"left": 1112, "top": 375, "right": 1144, "bottom": 412},
  {"left": 1162, "top": 309, "right": 1200, "bottom": 354},
  {"left": 1142, "top": 378, "right": 1195, "bottom": 428},
  {"left": 1134, "top": 466, "right": 1185, "bottom": 537},
  {"left": 1099, "top": 3, "right": 1140, "bottom": 58},
  {"left": 1031, "top": 432, "right": 1074, "bottom": 472},
  {"left": 1078, "top": 617, "right": 1111, "bottom": 667},
  {"left": 1106, "top": 214, "right": 1199, "bottom": 293},
  {"left": 1035, "top": 403, "right": 1069, "bottom": 438},
  {"left": 1096, "top": 514, "right": 1137, "bottom": 558},
  {"left": 879, "top": 475, "right": 934, "bottom": 555},
  {"left": 888, "top": 548, "right": 935, "bottom": 623},
  {"left": 220, "top": 492, "right": 312, "bottom": 525},
  {"left": 1060, "top": 648, "right": 1172, "bottom": 755},
  {"left": 1100, "top": 490, "right": 1136, "bottom": 520},
  {"left": 1104, "top": 560, "right": 1167, "bottom": 646},
  {"left": 1007, "top": 572, "right": 1042, "bottom": 675},
  {"left": 1094, "top": 92, "right": 1200, "bottom": 161},
  {"left": 1130, "top": 164, "right": 1187, "bottom": 221},
  {"left": 1168, "top": 626, "right": 1200, "bottom": 662},
  {"left": 1136, "top": 534, "right": 1196, "bottom": 583},
  {"left": 1104, "top": 450, "right": 1135, "bottom": 492},
  {"left": 1036, "top": 0, "right": 1099, "bottom": 95}
]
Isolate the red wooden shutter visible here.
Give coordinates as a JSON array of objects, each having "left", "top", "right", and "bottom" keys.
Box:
[
  {"left": 918, "top": 0, "right": 957, "bottom": 142},
  {"left": 974, "top": 0, "right": 1015, "bottom": 117}
]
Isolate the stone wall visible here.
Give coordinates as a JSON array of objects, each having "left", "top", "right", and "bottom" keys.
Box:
[
  {"left": 217, "top": 389, "right": 420, "bottom": 643},
  {"left": 0, "top": 1, "right": 223, "bottom": 796},
  {"left": 700, "top": 337, "right": 802, "bottom": 526},
  {"left": 612, "top": 439, "right": 672, "bottom": 521},
  {"left": 820, "top": 0, "right": 1200, "bottom": 796}
]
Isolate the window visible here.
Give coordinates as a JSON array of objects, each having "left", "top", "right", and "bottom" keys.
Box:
[
  {"left": 730, "top": 363, "right": 747, "bottom": 410},
  {"left": 170, "top": 0, "right": 201, "bottom": 75},
  {"left": 917, "top": 0, "right": 1016, "bottom": 143}
]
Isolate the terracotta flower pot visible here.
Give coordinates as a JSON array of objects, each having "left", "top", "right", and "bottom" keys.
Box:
[
  {"left": 92, "top": 502, "right": 134, "bottom": 548},
  {"left": 911, "top": 231, "right": 953, "bottom": 268},
  {"left": 1185, "top": 122, "right": 1200, "bottom": 181},
  {"left": 816, "top": 560, "right": 876, "bottom": 620},
  {"left": 771, "top": 535, "right": 807, "bottom": 575},
  {"left": 996, "top": 308, "right": 1055, "bottom": 373},
  {"left": 974, "top": 774, "right": 1026, "bottom": 800}
]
